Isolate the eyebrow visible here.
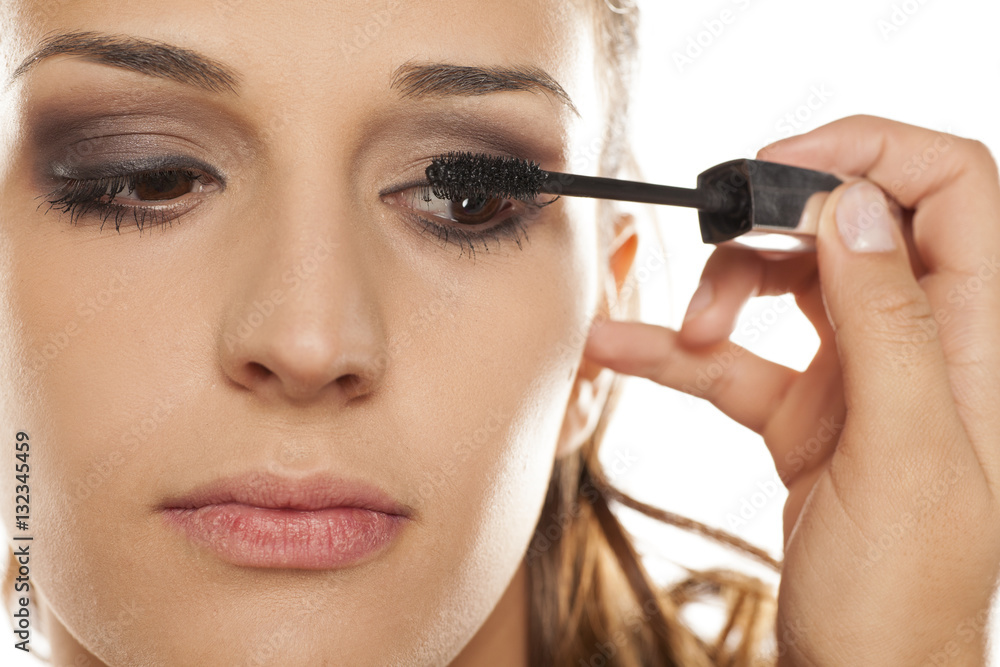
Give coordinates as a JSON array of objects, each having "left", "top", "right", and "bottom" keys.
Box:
[
  {"left": 390, "top": 61, "right": 579, "bottom": 116},
  {"left": 8, "top": 33, "right": 576, "bottom": 116},
  {"left": 8, "top": 30, "right": 240, "bottom": 94}
]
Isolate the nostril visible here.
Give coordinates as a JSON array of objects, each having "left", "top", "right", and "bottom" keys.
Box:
[
  {"left": 338, "top": 374, "right": 370, "bottom": 400},
  {"left": 246, "top": 362, "right": 271, "bottom": 384}
]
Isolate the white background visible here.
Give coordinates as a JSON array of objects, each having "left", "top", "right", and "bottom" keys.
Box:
[
  {"left": 5, "top": 0, "right": 1000, "bottom": 664},
  {"left": 601, "top": 0, "right": 1000, "bottom": 662}
]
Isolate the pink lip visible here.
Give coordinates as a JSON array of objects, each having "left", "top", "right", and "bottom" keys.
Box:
[{"left": 160, "top": 472, "right": 411, "bottom": 569}]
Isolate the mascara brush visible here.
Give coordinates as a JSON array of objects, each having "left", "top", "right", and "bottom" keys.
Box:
[{"left": 426, "top": 152, "right": 845, "bottom": 253}]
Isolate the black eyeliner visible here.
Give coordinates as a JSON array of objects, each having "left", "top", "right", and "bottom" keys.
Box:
[{"left": 50, "top": 154, "right": 227, "bottom": 188}]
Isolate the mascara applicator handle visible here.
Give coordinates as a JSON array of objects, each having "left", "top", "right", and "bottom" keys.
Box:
[{"left": 696, "top": 159, "right": 844, "bottom": 253}]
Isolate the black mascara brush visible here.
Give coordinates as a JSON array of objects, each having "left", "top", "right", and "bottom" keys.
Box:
[{"left": 426, "top": 152, "right": 845, "bottom": 252}]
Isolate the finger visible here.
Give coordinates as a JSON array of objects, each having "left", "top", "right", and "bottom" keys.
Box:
[
  {"left": 759, "top": 114, "right": 1000, "bottom": 275},
  {"left": 764, "top": 115, "right": 1000, "bottom": 466},
  {"left": 767, "top": 342, "right": 845, "bottom": 484},
  {"left": 814, "top": 178, "right": 968, "bottom": 467},
  {"left": 679, "top": 245, "right": 818, "bottom": 347},
  {"left": 584, "top": 319, "right": 795, "bottom": 435}
]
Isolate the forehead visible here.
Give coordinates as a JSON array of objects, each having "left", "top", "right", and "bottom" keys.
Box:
[{"left": 2, "top": 0, "right": 596, "bottom": 111}]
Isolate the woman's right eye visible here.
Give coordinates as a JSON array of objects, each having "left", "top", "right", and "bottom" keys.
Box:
[
  {"left": 41, "top": 168, "right": 221, "bottom": 232},
  {"left": 108, "top": 170, "right": 214, "bottom": 202}
]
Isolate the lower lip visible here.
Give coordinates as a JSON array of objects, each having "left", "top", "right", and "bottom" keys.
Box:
[{"left": 162, "top": 504, "right": 407, "bottom": 569}]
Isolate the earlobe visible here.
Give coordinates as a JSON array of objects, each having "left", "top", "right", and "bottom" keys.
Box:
[
  {"left": 555, "top": 361, "right": 615, "bottom": 459},
  {"left": 555, "top": 212, "right": 639, "bottom": 459}
]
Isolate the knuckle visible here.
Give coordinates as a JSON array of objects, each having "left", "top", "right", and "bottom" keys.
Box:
[
  {"left": 854, "top": 281, "right": 936, "bottom": 341},
  {"left": 649, "top": 336, "right": 681, "bottom": 384},
  {"left": 962, "top": 139, "right": 999, "bottom": 175},
  {"left": 704, "top": 353, "right": 739, "bottom": 403}
]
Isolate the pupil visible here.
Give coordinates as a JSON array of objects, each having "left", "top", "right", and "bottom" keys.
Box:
[
  {"left": 448, "top": 194, "right": 503, "bottom": 225},
  {"left": 459, "top": 196, "right": 489, "bottom": 215}
]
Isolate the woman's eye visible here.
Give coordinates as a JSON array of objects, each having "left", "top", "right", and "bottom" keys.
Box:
[
  {"left": 384, "top": 185, "right": 515, "bottom": 227},
  {"left": 41, "top": 167, "right": 222, "bottom": 232},
  {"left": 380, "top": 182, "right": 559, "bottom": 258}
]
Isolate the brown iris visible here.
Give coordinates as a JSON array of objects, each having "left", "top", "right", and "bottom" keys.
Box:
[
  {"left": 128, "top": 170, "right": 198, "bottom": 201},
  {"left": 450, "top": 195, "right": 503, "bottom": 225}
]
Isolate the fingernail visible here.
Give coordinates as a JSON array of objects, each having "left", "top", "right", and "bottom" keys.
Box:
[
  {"left": 684, "top": 279, "right": 714, "bottom": 322},
  {"left": 836, "top": 181, "right": 899, "bottom": 253}
]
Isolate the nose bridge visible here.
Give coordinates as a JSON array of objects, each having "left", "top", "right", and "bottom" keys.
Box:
[{"left": 217, "top": 134, "right": 386, "bottom": 405}]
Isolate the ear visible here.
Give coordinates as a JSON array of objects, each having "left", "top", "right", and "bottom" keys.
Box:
[{"left": 555, "top": 212, "right": 639, "bottom": 459}]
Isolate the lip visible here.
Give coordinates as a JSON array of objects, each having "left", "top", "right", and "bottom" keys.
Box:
[{"left": 160, "top": 471, "right": 412, "bottom": 569}]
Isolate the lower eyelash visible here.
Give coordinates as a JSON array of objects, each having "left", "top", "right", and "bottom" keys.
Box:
[
  {"left": 51, "top": 200, "right": 174, "bottom": 234},
  {"left": 407, "top": 212, "right": 532, "bottom": 261},
  {"left": 38, "top": 169, "right": 206, "bottom": 234}
]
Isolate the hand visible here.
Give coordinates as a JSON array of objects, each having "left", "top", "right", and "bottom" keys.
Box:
[{"left": 583, "top": 115, "right": 1000, "bottom": 666}]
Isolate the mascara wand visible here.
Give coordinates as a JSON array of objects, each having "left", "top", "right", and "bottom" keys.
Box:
[{"left": 426, "top": 152, "right": 845, "bottom": 253}]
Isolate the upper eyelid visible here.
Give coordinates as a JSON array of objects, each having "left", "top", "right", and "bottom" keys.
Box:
[{"left": 50, "top": 156, "right": 227, "bottom": 186}]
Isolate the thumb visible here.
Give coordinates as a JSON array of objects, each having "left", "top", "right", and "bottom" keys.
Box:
[{"left": 815, "top": 179, "right": 953, "bottom": 431}]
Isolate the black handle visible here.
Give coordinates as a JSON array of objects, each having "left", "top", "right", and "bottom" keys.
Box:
[{"left": 696, "top": 159, "right": 844, "bottom": 251}]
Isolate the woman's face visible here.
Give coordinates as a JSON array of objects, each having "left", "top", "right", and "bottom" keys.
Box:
[{"left": 0, "top": 0, "right": 615, "bottom": 665}]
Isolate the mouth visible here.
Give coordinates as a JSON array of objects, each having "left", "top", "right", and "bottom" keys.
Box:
[{"left": 159, "top": 471, "right": 412, "bottom": 570}]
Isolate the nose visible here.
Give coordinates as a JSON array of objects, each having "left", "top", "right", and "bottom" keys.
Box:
[{"left": 216, "top": 180, "right": 387, "bottom": 406}]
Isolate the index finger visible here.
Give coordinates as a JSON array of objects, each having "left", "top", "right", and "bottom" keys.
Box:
[{"left": 758, "top": 114, "right": 1000, "bottom": 278}]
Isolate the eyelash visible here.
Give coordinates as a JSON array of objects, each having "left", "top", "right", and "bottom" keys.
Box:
[
  {"left": 391, "top": 184, "right": 554, "bottom": 260},
  {"left": 39, "top": 166, "right": 555, "bottom": 256},
  {"left": 39, "top": 168, "right": 214, "bottom": 234}
]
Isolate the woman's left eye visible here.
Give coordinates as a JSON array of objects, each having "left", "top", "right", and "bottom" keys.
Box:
[
  {"left": 388, "top": 185, "right": 515, "bottom": 226},
  {"left": 381, "top": 184, "right": 548, "bottom": 258}
]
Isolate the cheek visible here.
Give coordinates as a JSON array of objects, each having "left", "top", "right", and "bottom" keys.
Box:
[
  {"left": 393, "top": 204, "right": 599, "bottom": 637},
  {"left": 0, "top": 225, "right": 180, "bottom": 659}
]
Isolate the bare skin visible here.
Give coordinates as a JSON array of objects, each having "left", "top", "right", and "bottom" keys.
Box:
[{"left": 0, "top": 1, "right": 636, "bottom": 665}]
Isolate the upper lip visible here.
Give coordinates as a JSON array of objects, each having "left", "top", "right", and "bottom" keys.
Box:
[{"left": 160, "top": 471, "right": 413, "bottom": 516}]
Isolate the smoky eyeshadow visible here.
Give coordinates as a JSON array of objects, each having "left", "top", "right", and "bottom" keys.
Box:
[
  {"left": 30, "top": 133, "right": 228, "bottom": 197},
  {"left": 25, "top": 96, "right": 255, "bottom": 185},
  {"left": 49, "top": 154, "right": 227, "bottom": 186},
  {"left": 25, "top": 89, "right": 566, "bottom": 202}
]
